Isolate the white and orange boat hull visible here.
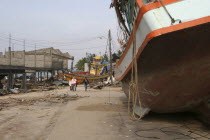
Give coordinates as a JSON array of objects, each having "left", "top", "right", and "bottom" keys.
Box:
[{"left": 114, "top": 0, "right": 210, "bottom": 121}]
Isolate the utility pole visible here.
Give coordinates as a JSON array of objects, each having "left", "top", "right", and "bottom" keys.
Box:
[
  {"left": 12, "top": 43, "right": 15, "bottom": 57},
  {"left": 35, "top": 44, "right": 37, "bottom": 68},
  {"left": 71, "top": 57, "right": 74, "bottom": 72},
  {"left": 108, "top": 30, "right": 113, "bottom": 85},
  {"left": 21, "top": 40, "right": 26, "bottom": 90},
  {"left": 34, "top": 44, "right": 37, "bottom": 85},
  {"left": 4, "top": 48, "right": 6, "bottom": 57},
  {"left": 9, "top": 34, "right": 12, "bottom": 65},
  {"left": 8, "top": 34, "right": 12, "bottom": 90},
  {"left": 9, "top": 33, "right": 11, "bottom": 48},
  {"left": 23, "top": 40, "right": 25, "bottom": 67}
]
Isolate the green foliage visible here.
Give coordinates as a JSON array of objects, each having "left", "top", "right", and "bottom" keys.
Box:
[
  {"left": 117, "top": 50, "right": 122, "bottom": 57},
  {"left": 112, "top": 53, "right": 119, "bottom": 62},
  {"left": 75, "top": 57, "right": 86, "bottom": 71},
  {"left": 102, "top": 53, "right": 109, "bottom": 62},
  {"left": 86, "top": 53, "right": 96, "bottom": 64}
]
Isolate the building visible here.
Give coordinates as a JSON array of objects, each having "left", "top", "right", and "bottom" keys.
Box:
[{"left": 0, "top": 47, "right": 73, "bottom": 90}]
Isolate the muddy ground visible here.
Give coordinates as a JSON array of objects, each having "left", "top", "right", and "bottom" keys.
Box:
[{"left": 0, "top": 86, "right": 209, "bottom": 140}]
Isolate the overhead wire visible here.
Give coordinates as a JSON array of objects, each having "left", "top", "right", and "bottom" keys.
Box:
[
  {"left": 0, "top": 32, "right": 106, "bottom": 46},
  {"left": 0, "top": 33, "right": 108, "bottom": 52}
]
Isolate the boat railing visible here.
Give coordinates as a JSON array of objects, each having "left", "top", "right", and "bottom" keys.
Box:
[{"left": 121, "top": 0, "right": 139, "bottom": 32}]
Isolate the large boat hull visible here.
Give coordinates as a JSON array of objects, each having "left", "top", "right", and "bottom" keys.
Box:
[{"left": 121, "top": 22, "right": 210, "bottom": 113}]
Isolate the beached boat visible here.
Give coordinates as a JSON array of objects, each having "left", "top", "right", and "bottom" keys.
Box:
[
  {"left": 89, "top": 56, "right": 108, "bottom": 75},
  {"left": 112, "top": 0, "right": 210, "bottom": 119},
  {"left": 65, "top": 55, "right": 110, "bottom": 84},
  {"left": 64, "top": 73, "right": 110, "bottom": 84}
]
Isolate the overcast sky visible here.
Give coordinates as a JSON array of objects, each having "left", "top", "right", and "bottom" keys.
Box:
[{"left": 0, "top": 0, "right": 120, "bottom": 66}]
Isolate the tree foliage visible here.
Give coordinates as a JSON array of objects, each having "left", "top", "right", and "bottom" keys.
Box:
[
  {"left": 112, "top": 53, "right": 120, "bottom": 62},
  {"left": 75, "top": 53, "right": 96, "bottom": 71},
  {"left": 86, "top": 53, "right": 96, "bottom": 64},
  {"left": 75, "top": 57, "right": 86, "bottom": 71},
  {"left": 75, "top": 50, "right": 123, "bottom": 71},
  {"left": 102, "top": 53, "right": 109, "bottom": 62},
  {"left": 117, "top": 50, "right": 122, "bottom": 57}
]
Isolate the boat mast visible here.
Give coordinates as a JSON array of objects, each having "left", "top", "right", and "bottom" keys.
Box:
[{"left": 108, "top": 30, "right": 113, "bottom": 85}]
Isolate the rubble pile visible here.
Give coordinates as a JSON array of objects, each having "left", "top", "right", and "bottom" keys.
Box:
[{"left": 0, "top": 94, "right": 81, "bottom": 111}]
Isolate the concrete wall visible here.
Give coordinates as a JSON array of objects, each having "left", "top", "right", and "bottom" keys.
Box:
[
  {"left": 0, "top": 52, "right": 4, "bottom": 58},
  {"left": 0, "top": 48, "right": 70, "bottom": 70},
  {"left": 0, "top": 52, "right": 7, "bottom": 65},
  {"left": 25, "top": 54, "right": 53, "bottom": 68},
  {"left": 0, "top": 57, "right": 8, "bottom": 65},
  {"left": 36, "top": 55, "right": 44, "bottom": 68},
  {"left": 63, "top": 59, "right": 68, "bottom": 69},
  {"left": 45, "top": 54, "right": 52, "bottom": 68},
  {"left": 52, "top": 57, "right": 63, "bottom": 69},
  {"left": 11, "top": 51, "right": 24, "bottom": 66},
  {"left": 25, "top": 55, "right": 35, "bottom": 68},
  {"left": 0, "top": 51, "right": 25, "bottom": 66}
]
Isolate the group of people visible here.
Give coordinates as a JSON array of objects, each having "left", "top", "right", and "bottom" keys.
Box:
[
  {"left": 69, "top": 77, "right": 77, "bottom": 91},
  {"left": 69, "top": 77, "right": 89, "bottom": 91}
]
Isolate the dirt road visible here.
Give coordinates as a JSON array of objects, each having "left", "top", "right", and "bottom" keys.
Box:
[{"left": 0, "top": 86, "right": 209, "bottom": 140}]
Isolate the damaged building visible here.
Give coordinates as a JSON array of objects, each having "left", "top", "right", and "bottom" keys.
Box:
[{"left": 0, "top": 47, "right": 73, "bottom": 91}]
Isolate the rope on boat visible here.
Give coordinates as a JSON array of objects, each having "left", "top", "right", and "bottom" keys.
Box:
[
  {"left": 158, "top": 0, "right": 181, "bottom": 25},
  {"left": 128, "top": 19, "right": 143, "bottom": 120}
]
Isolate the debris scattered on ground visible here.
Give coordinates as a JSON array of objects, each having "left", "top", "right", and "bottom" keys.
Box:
[
  {"left": 0, "top": 89, "right": 7, "bottom": 96},
  {"left": 10, "top": 89, "right": 20, "bottom": 94},
  {"left": 0, "top": 94, "right": 83, "bottom": 111},
  {"left": 93, "top": 85, "right": 103, "bottom": 89},
  {"left": 53, "top": 81, "right": 63, "bottom": 86}
]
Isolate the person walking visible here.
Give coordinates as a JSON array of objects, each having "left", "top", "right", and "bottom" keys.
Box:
[
  {"left": 71, "top": 77, "right": 77, "bottom": 91},
  {"left": 82, "top": 77, "right": 89, "bottom": 91},
  {"left": 69, "top": 79, "right": 72, "bottom": 91}
]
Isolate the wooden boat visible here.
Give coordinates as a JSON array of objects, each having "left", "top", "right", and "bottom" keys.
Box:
[
  {"left": 90, "top": 56, "right": 108, "bottom": 75},
  {"left": 64, "top": 73, "right": 110, "bottom": 84},
  {"left": 112, "top": 0, "right": 210, "bottom": 120}
]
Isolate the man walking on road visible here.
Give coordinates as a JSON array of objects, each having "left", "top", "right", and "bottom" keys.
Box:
[{"left": 82, "top": 77, "right": 89, "bottom": 91}]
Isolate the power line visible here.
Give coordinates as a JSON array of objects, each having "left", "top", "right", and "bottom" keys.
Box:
[
  {"left": 0, "top": 32, "right": 111, "bottom": 60},
  {"left": 60, "top": 45, "right": 107, "bottom": 51},
  {"left": 0, "top": 38, "right": 107, "bottom": 51},
  {"left": 0, "top": 32, "right": 106, "bottom": 46},
  {"left": 0, "top": 33, "right": 109, "bottom": 51}
]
